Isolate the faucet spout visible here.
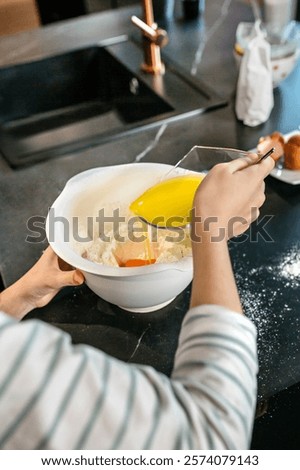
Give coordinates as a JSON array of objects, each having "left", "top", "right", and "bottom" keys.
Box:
[{"left": 131, "top": 0, "right": 168, "bottom": 75}]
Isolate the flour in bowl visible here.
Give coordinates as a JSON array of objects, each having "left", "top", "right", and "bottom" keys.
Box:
[{"left": 72, "top": 203, "right": 192, "bottom": 267}]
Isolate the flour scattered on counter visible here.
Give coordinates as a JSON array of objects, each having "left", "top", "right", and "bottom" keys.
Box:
[
  {"left": 278, "top": 249, "right": 300, "bottom": 285},
  {"left": 232, "top": 244, "right": 300, "bottom": 393},
  {"left": 235, "top": 267, "right": 275, "bottom": 340}
]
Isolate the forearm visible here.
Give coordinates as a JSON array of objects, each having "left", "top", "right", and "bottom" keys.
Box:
[
  {"left": 190, "top": 233, "right": 243, "bottom": 314},
  {"left": 0, "top": 247, "right": 84, "bottom": 321},
  {"left": 0, "top": 278, "right": 33, "bottom": 320}
]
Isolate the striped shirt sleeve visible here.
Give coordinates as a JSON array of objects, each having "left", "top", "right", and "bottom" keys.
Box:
[{"left": 0, "top": 305, "right": 257, "bottom": 450}]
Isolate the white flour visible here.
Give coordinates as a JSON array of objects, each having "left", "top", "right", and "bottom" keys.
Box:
[
  {"left": 233, "top": 245, "right": 300, "bottom": 383},
  {"left": 279, "top": 250, "right": 300, "bottom": 284},
  {"left": 72, "top": 203, "right": 192, "bottom": 267}
]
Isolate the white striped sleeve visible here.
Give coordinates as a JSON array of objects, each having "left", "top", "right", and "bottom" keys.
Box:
[
  {"left": 171, "top": 305, "right": 258, "bottom": 449},
  {"left": 0, "top": 306, "right": 257, "bottom": 450}
]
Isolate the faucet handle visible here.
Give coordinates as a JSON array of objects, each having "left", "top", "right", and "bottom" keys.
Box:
[
  {"left": 131, "top": 15, "right": 168, "bottom": 47},
  {"left": 152, "top": 27, "right": 169, "bottom": 48},
  {"left": 131, "top": 14, "right": 168, "bottom": 74}
]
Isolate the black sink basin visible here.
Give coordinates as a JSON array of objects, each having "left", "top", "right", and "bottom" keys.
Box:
[{"left": 0, "top": 37, "right": 226, "bottom": 167}]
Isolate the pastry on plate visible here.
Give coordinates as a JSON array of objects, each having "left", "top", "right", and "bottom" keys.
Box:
[
  {"left": 257, "top": 132, "right": 285, "bottom": 161},
  {"left": 284, "top": 134, "right": 300, "bottom": 170}
]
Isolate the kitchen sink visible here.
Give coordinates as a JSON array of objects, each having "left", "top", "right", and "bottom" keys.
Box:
[{"left": 0, "top": 36, "right": 226, "bottom": 167}]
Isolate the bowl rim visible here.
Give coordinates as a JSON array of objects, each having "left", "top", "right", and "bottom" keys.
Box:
[
  {"left": 46, "top": 162, "right": 194, "bottom": 278},
  {"left": 234, "top": 42, "right": 298, "bottom": 61}
]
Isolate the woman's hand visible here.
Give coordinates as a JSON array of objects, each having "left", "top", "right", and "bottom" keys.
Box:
[
  {"left": 0, "top": 247, "right": 84, "bottom": 320},
  {"left": 190, "top": 152, "right": 274, "bottom": 312},
  {"left": 192, "top": 152, "right": 275, "bottom": 241}
]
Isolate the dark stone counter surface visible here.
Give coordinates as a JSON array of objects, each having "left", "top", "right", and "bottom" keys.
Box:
[{"left": 0, "top": 0, "right": 300, "bottom": 409}]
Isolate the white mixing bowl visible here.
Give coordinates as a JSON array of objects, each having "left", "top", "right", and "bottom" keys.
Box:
[{"left": 46, "top": 163, "right": 194, "bottom": 313}]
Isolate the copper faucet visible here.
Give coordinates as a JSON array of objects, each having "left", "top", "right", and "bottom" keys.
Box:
[{"left": 131, "top": 0, "right": 168, "bottom": 75}]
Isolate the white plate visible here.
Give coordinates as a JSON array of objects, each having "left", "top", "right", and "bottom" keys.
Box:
[
  {"left": 252, "top": 130, "right": 300, "bottom": 185},
  {"left": 270, "top": 158, "right": 300, "bottom": 185}
]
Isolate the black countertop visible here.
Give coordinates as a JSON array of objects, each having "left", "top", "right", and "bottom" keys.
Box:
[{"left": 0, "top": 0, "right": 300, "bottom": 403}]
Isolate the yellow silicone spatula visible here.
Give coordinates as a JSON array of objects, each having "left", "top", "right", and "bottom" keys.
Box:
[{"left": 130, "top": 173, "right": 205, "bottom": 229}]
